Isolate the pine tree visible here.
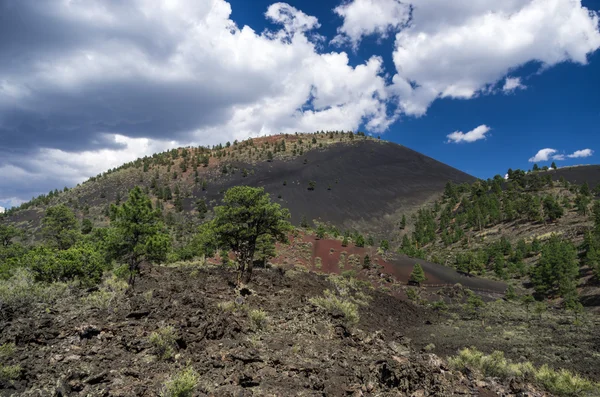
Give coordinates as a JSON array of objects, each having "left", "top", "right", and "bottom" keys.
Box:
[
  {"left": 363, "top": 254, "right": 371, "bottom": 269},
  {"left": 400, "top": 214, "right": 407, "bottom": 229},
  {"left": 580, "top": 182, "right": 591, "bottom": 197},
  {"left": 409, "top": 263, "right": 426, "bottom": 285},
  {"left": 543, "top": 195, "right": 564, "bottom": 222},
  {"left": 208, "top": 186, "right": 292, "bottom": 283},
  {"left": 107, "top": 187, "right": 171, "bottom": 285},
  {"left": 531, "top": 235, "right": 578, "bottom": 298},
  {"left": 354, "top": 234, "right": 365, "bottom": 247},
  {"left": 42, "top": 205, "right": 79, "bottom": 250}
]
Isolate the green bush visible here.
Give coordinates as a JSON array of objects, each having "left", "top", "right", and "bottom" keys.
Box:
[
  {"left": 27, "top": 244, "right": 105, "bottom": 285},
  {"left": 150, "top": 326, "right": 177, "bottom": 360},
  {"left": 160, "top": 366, "right": 198, "bottom": 397}
]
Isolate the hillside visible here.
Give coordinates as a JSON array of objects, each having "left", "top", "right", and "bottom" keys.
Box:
[
  {"left": 547, "top": 165, "right": 600, "bottom": 189},
  {"left": 394, "top": 171, "right": 600, "bottom": 310},
  {"left": 4, "top": 132, "right": 475, "bottom": 238}
]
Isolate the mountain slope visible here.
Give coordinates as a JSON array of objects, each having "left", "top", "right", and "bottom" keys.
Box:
[
  {"left": 547, "top": 165, "right": 600, "bottom": 188},
  {"left": 5, "top": 133, "right": 475, "bottom": 237}
]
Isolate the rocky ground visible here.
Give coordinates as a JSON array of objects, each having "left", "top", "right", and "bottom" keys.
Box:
[{"left": 0, "top": 263, "right": 560, "bottom": 397}]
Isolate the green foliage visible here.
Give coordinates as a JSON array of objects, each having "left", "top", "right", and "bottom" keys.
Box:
[
  {"left": 82, "top": 274, "right": 128, "bottom": 311},
  {"left": 0, "top": 268, "right": 69, "bottom": 317},
  {"left": 0, "top": 224, "right": 21, "bottom": 248},
  {"left": 413, "top": 208, "right": 436, "bottom": 246},
  {"left": 160, "top": 366, "right": 198, "bottom": 397},
  {"left": 543, "top": 195, "right": 564, "bottom": 221},
  {"left": 409, "top": 263, "right": 426, "bottom": 285},
  {"left": 363, "top": 254, "right": 371, "bottom": 268},
  {"left": 341, "top": 236, "right": 348, "bottom": 247},
  {"left": 27, "top": 244, "right": 104, "bottom": 285},
  {"left": 379, "top": 239, "right": 389, "bottom": 251},
  {"left": 531, "top": 235, "right": 578, "bottom": 298},
  {"left": 107, "top": 187, "right": 171, "bottom": 284},
  {"left": 253, "top": 234, "right": 276, "bottom": 268},
  {"left": 354, "top": 234, "right": 365, "bottom": 247},
  {"left": 149, "top": 326, "right": 177, "bottom": 360},
  {"left": 207, "top": 186, "right": 292, "bottom": 283},
  {"left": 42, "top": 204, "right": 79, "bottom": 250},
  {"left": 316, "top": 224, "right": 326, "bottom": 239},
  {"left": 505, "top": 284, "right": 517, "bottom": 300},
  {"left": 81, "top": 218, "right": 93, "bottom": 235},
  {"left": 466, "top": 290, "right": 485, "bottom": 315}
]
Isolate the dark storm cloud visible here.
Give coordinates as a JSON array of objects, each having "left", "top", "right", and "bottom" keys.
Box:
[{"left": 0, "top": 0, "right": 279, "bottom": 157}]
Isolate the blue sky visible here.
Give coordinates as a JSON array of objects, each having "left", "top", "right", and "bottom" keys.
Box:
[
  {"left": 231, "top": 0, "right": 600, "bottom": 178},
  {"left": 1, "top": 0, "right": 600, "bottom": 209}
]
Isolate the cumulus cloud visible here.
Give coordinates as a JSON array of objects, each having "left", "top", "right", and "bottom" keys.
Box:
[
  {"left": 446, "top": 125, "right": 491, "bottom": 143},
  {"left": 0, "top": 206, "right": 5, "bottom": 214},
  {"left": 503, "top": 77, "right": 527, "bottom": 92},
  {"left": 529, "top": 147, "right": 594, "bottom": 162},
  {"left": 0, "top": 0, "right": 393, "bottom": 204},
  {"left": 568, "top": 148, "right": 594, "bottom": 158},
  {"left": 332, "top": 0, "right": 411, "bottom": 48},
  {"left": 1, "top": 0, "right": 600, "bottom": 205},
  {"left": 387, "top": 0, "right": 600, "bottom": 115},
  {"left": 529, "top": 148, "right": 562, "bottom": 162}
]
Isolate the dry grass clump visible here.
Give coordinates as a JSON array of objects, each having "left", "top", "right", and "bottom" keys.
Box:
[
  {"left": 449, "top": 347, "right": 598, "bottom": 397},
  {"left": 160, "top": 366, "right": 198, "bottom": 397}
]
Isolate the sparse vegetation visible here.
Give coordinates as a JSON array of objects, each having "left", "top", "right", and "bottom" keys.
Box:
[
  {"left": 449, "top": 347, "right": 599, "bottom": 397},
  {"left": 249, "top": 309, "right": 268, "bottom": 330},
  {"left": 160, "top": 366, "right": 198, "bottom": 397},
  {"left": 149, "top": 326, "right": 177, "bottom": 360}
]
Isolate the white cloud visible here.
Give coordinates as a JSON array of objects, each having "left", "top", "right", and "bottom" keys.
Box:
[
  {"left": 447, "top": 125, "right": 491, "bottom": 143},
  {"left": 529, "top": 148, "right": 560, "bottom": 162},
  {"left": 0, "top": 0, "right": 394, "bottom": 202},
  {"left": 387, "top": 0, "right": 600, "bottom": 115},
  {"left": 503, "top": 77, "right": 526, "bottom": 92},
  {"left": 528, "top": 147, "right": 594, "bottom": 163},
  {"left": 332, "top": 0, "right": 411, "bottom": 48},
  {"left": 1, "top": 0, "right": 600, "bottom": 203},
  {"left": 567, "top": 148, "right": 594, "bottom": 158},
  {"left": 0, "top": 206, "right": 4, "bottom": 214}
]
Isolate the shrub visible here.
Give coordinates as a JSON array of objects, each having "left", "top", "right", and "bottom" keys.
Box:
[
  {"left": 27, "top": 245, "right": 105, "bottom": 285},
  {"left": 0, "top": 343, "right": 20, "bottom": 383},
  {"left": 449, "top": 348, "right": 598, "bottom": 397},
  {"left": 160, "top": 366, "right": 198, "bottom": 397},
  {"left": 249, "top": 309, "right": 268, "bottom": 330},
  {"left": 0, "top": 268, "right": 69, "bottom": 317},
  {"left": 82, "top": 275, "right": 128, "bottom": 311},
  {"left": 310, "top": 289, "right": 359, "bottom": 324},
  {"left": 149, "top": 326, "right": 177, "bottom": 360}
]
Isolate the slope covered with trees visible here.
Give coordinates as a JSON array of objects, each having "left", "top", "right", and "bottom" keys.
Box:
[
  {"left": 3, "top": 132, "right": 474, "bottom": 241},
  {"left": 396, "top": 168, "right": 600, "bottom": 310}
]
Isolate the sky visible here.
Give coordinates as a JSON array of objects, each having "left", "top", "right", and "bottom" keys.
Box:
[{"left": 1, "top": 0, "right": 600, "bottom": 209}]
